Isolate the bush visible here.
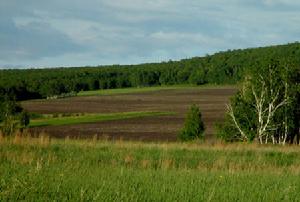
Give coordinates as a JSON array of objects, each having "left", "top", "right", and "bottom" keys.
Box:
[
  {"left": 20, "top": 111, "right": 30, "bottom": 129},
  {"left": 0, "top": 94, "right": 31, "bottom": 136},
  {"left": 1, "top": 116, "right": 18, "bottom": 136},
  {"left": 178, "top": 104, "right": 205, "bottom": 141}
]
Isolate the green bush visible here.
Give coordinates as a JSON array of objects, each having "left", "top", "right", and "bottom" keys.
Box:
[
  {"left": 0, "top": 94, "right": 31, "bottom": 136},
  {"left": 178, "top": 104, "right": 205, "bottom": 141},
  {"left": 1, "top": 116, "right": 18, "bottom": 136},
  {"left": 19, "top": 111, "right": 30, "bottom": 129}
]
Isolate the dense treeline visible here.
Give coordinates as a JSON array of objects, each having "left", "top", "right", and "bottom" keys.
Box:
[{"left": 0, "top": 42, "right": 300, "bottom": 100}]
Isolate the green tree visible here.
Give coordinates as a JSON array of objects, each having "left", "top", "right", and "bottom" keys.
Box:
[
  {"left": 19, "top": 111, "right": 30, "bottom": 129},
  {"left": 0, "top": 94, "right": 21, "bottom": 121},
  {"left": 188, "top": 68, "right": 207, "bottom": 85},
  {"left": 218, "top": 62, "right": 299, "bottom": 144},
  {"left": 0, "top": 94, "right": 30, "bottom": 136},
  {"left": 178, "top": 104, "right": 205, "bottom": 141},
  {"left": 1, "top": 115, "right": 18, "bottom": 136}
]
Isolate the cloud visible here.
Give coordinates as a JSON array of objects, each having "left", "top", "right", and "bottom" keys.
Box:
[
  {"left": 0, "top": 19, "right": 83, "bottom": 61},
  {"left": 0, "top": 0, "right": 299, "bottom": 68}
]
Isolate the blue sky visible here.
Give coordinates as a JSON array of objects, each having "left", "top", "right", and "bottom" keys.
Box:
[{"left": 0, "top": 0, "right": 299, "bottom": 68}]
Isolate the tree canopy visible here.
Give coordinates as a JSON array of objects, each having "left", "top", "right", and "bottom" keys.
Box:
[
  {"left": 0, "top": 42, "right": 299, "bottom": 101},
  {"left": 217, "top": 61, "right": 300, "bottom": 144}
]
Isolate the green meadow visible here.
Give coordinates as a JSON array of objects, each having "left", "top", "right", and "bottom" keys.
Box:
[
  {"left": 29, "top": 111, "right": 175, "bottom": 127},
  {"left": 77, "top": 84, "right": 236, "bottom": 96},
  {"left": 1, "top": 136, "right": 300, "bottom": 201}
]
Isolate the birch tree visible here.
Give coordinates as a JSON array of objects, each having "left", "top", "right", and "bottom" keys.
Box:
[{"left": 222, "top": 63, "right": 293, "bottom": 144}]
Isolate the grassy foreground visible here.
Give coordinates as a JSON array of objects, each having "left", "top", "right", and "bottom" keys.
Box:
[
  {"left": 1, "top": 135, "right": 300, "bottom": 201},
  {"left": 29, "top": 111, "right": 174, "bottom": 127}
]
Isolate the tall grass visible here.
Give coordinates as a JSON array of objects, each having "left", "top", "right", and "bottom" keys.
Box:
[{"left": 1, "top": 135, "right": 300, "bottom": 201}]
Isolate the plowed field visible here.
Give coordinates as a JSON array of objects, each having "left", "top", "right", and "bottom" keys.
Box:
[{"left": 22, "top": 87, "right": 236, "bottom": 141}]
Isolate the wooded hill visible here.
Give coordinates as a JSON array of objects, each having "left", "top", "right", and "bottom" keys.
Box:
[{"left": 0, "top": 42, "right": 299, "bottom": 100}]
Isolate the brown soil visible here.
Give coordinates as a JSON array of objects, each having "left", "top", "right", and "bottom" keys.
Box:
[{"left": 22, "top": 87, "right": 237, "bottom": 142}]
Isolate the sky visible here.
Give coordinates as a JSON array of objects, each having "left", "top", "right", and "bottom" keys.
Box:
[{"left": 0, "top": 0, "right": 300, "bottom": 69}]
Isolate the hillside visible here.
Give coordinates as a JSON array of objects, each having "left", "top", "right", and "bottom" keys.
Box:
[{"left": 0, "top": 42, "right": 299, "bottom": 100}]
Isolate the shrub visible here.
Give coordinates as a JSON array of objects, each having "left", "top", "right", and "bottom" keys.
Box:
[
  {"left": 20, "top": 111, "right": 30, "bottom": 129},
  {"left": 0, "top": 94, "right": 31, "bottom": 136},
  {"left": 1, "top": 116, "right": 18, "bottom": 136},
  {"left": 178, "top": 104, "right": 205, "bottom": 141}
]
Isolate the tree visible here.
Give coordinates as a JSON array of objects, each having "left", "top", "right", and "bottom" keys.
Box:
[
  {"left": 1, "top": 115, "right": 18, "bottom": 136},
  {"left": 0, "top": 93, "right": 30, "bottom": 136},
  {"left": 188, "top": 68, "right": 207, "bottom": 85},
  {"left": 19, "top": 111, "right": 30, "bottom": 129},
  {"left": 178, "top": 104, "right": 205, "bottom": 141},
  {"left": 0, "top": 94, "right": 22, "bottom": 121},
  {"left": 218, "top": 62, "right": 299, "bottom": 145}
]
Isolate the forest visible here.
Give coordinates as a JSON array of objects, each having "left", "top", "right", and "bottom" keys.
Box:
[{"left": 0, "top": 42, "right": 300, "bottom": 101}]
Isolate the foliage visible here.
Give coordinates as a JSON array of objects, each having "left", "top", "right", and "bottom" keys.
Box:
[
  {"left": 178, "top": 105, "right": 205, "bottom": 141},
  {"left": 0, "top": 94, "right": 22, "bottom": 121},
  {"left": 0, "top": 94, "right": 29, "bottom": 135},
  {"left": 19, "top": 111, "right": 30, "bottom": 129},
  {"left": 218, "top": 62, "right": 300, "bottom": 144},
  {"left": 1, "top": 116, "right": 19, "bottom": 136},
  {"left": 0, "top": 42, "right": 300, "bottom": 101}
]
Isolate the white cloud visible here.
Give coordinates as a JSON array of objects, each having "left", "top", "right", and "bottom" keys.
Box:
[
  {"left": 0, "top": 0, "right": 300, "bottom": 68},
  {"left": 262, "top": 0, "right": 300, "bottom": 6}
]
